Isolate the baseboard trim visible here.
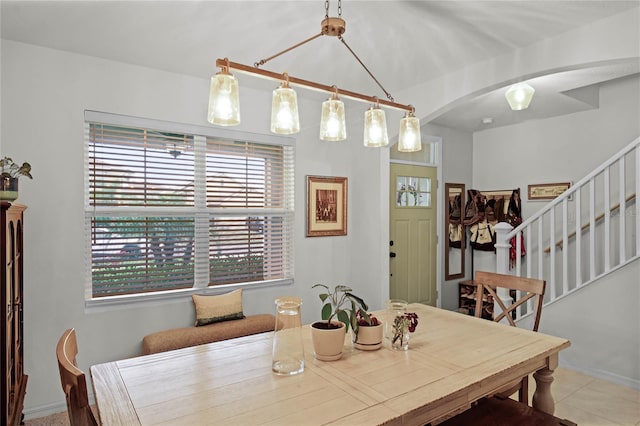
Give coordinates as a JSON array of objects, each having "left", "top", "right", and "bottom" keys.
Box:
[
  {"left": 22, "top": 400, "right": 68, "bottom": 420},
  {"left": 560, "top": 360, "right": 640, "bottom": 391}
]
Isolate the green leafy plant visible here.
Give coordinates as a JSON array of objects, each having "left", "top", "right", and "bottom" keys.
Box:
[
  {"left": 312, "top": 284, "right": 372, "bottom": 336},
  {"left": 0, "top": 157, "right": 32, "bottom": 179}
]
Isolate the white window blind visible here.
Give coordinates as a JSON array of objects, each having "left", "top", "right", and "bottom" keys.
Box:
[{"left": 85, "top": 113, "right": 294, "bottom": 300}]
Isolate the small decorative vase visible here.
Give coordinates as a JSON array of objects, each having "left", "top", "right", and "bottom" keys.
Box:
[
  {"left": 354, "top": 323, "right": 383, "bottom": 351},
  {"left": 272, "top": 297, "right": 304, "bottom": 375},
  {"left": 0, "top": 177, "right": 18, "bottom": 202},
  {"left": 385, "top": 299, "right": 408, "bottom": 340},
  {"left": 392, "top": 329, "right": 410, "bottom": 351}
]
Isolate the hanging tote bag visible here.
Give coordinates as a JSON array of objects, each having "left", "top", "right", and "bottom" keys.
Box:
[{"left": 470, "top": 219, "right": 496, "bottom": 252}]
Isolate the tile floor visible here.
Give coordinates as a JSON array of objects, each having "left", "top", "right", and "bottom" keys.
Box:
[
  {"left": 25, "top": 368, "right": 640, "bottom": 425},
  {"left": 543, "top": 368, "right": 640, "bottom": 425}
]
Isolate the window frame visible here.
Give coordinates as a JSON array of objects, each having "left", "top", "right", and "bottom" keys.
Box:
[{"left": 84, "top": 110, "right": 295, "bottom": 311}]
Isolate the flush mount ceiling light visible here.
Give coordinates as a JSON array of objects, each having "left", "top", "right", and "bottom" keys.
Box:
[
  {"left": 505, "top": 82, "right": 535, "bottom": 111},
  {"left": 207, "top": 0, "right": 421, "bottom": 152}
]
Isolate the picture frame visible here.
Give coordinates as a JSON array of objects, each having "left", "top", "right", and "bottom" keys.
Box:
[
  {"left": 306, "top": 175, "right": 347, "bottom": 237},
  {"left": 528, "top": 182, "right": 572, "bottom": 201}
]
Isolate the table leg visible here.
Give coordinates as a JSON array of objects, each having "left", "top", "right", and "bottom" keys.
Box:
[{"left": 532, "top": 366, "right": 555, "bottom": 414}]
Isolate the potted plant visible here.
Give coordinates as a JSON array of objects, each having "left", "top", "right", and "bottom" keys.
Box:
[
  {"left": 311, "top": 284, "right": 371, "bottom": 361},
  {"left": 353, "top": 310, "right": 383, "bottom": 351},
  {"left": 0, "top": 157, "right": 32, "bottom": 202}
]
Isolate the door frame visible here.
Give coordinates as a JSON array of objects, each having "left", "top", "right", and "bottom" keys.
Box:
[{"left": 389, "top": 135, "right": 443, "bottom": 307}]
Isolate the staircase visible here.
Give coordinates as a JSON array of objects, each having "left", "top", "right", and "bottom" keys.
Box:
[
  {"left": 492, "top": 136, "right": 639, "bottom": 389},
  {"left": 494, "top": 136, "right": 639, "bottom": 312}
]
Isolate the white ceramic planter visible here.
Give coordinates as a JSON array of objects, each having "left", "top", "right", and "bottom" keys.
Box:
[
  {"left": 354, "top": 323, "right": 383, "bottom": 350},
  {"left": 311, "top": 321, "right": 346, "bottom": 361}
]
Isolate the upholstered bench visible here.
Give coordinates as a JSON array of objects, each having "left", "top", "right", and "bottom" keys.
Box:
[
  {"left": 141, "top": 289, "right": 275, "bottom": 355},
  {"left": 141, "top": 313, "right": 276, "bottom": 355}
]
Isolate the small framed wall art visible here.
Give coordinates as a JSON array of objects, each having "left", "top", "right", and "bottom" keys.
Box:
[
  {"left": 528, "top": 182, "right": 572, "bottom": 201},
  {"left": 306, "top": 175, "right": 347, "bottom": 237}
]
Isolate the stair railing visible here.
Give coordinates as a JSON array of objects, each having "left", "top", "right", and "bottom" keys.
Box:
[{"left": 494, "top": 136, "right": 640, "bottom": 320}]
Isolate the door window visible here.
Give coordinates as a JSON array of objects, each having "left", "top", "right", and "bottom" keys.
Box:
[{"left": 395, "top": 176, "right": 431, "bottom": 207}]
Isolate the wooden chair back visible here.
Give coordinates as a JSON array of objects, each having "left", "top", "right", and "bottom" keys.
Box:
[
  {"left": 472, "top": 271, "right": 546, "bottom": 404},
  {"left": 56, "top": 328, "right": 99, "bottom": 426},
  {"left": 474, "top": 271, "right": 546, "bottom": 331}
]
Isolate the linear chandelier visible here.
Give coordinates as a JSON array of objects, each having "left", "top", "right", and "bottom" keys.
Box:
[{"left": 207, "top": 0, "right": 422, "bottom": 152}]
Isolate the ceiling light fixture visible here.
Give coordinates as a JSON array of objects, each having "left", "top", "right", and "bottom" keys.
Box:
[
  {"left": 319, "top": 86, "right": 347, "bottom": 141},
  {"left": 363, "top": 100, "right": 389, "bottom": 147},
  {"left": 207, "top": 63, "right": 240, "bottom": 126},
  {"left": 271, "top": 73, "right": 300, "bottom": 135},
  {"left": 397, "top": 109, "right": 422, "bottom": 152},
  {"left": 505, "top": 82, "right": 535, "bottom": 111},
  {"left": 207, "top": 0, "right": 421, "bottom": 152}
]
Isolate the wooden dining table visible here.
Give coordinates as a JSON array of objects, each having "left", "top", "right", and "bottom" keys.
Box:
[{"left": 90, "top": 304, "right": 570, "bottom": 425}]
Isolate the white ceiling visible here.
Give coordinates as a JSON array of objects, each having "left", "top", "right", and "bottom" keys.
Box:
[{"left": 2, "top": 0, "right": 639, "bottom": 132}]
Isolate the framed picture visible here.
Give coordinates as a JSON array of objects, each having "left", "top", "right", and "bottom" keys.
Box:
[
  {"left": 306, "top": 175, "right": 347, "bottom": 237},
  {"left": 528, "top": 182, "right": 571, "bottom": 201}
]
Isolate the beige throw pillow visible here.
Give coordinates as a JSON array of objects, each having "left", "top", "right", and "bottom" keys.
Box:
[{"left": 192, "top": 289, "right": 245, "bottom": 326}]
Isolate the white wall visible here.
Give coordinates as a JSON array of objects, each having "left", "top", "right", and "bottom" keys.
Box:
[
  {"left": 542, "top": 258, "right": 640, "bottom": 389},
  {"left": 1, "top": 39, "right": 390, "bottom": 415},
  {"left": 421, "top": 123, "right": 474, "bottom": 310}
]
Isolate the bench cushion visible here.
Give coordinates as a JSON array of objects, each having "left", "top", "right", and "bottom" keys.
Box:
[{"left": 141, "top": 314, "right": 275, "bottom": 355}]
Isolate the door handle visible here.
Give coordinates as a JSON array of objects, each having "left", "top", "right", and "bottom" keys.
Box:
[{"left": 390, "top": 252, "right": 397, "bottom": 258}]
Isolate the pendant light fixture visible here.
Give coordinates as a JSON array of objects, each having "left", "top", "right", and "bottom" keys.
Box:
[
  {"left": 207, "top": 0, "right": 420, "bottom": 151},
  {"left": 271, "top": 73, "right": 300, "bottom": 135},
  {"left": 505, "top": 82, "right": 535, "bottom": 111},
  {"left": 397, "top": 109, "right": 422, "bottom": 152},
  {"left": 207, "top": 59, "right": 240, "bottom": 126},
  {"left": 319, "top": 87, "right": 346, "bottom": 141},
  {"left": 363, "top": 101, "right": 389, "bottom": 147}
]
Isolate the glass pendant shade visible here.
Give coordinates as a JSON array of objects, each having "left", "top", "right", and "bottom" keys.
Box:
[
  {"left": 207, "top": 71, "right": 240, "bottom": 126},
  {"left": 398, "top": 112, "right": 422, "bottom": 152},
  {"left": 505, "top": 83, "right": 535, "bottom": 111},
  {"left": 363, "top": 106, "right": 389, "bottom": 147},
  {"left": 271, "top": 85, "right": 300, "bottom": 135},
  {"left": 319, "top": 96, "right": 346, "bottom": 141}
]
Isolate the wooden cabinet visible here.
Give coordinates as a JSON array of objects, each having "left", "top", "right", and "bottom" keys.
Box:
[
  {"left": 1, "top": 202, "right": 27, "bottom": 426},
  {"left": 458, "top": 280, "right": 515, "bottom": 320}
]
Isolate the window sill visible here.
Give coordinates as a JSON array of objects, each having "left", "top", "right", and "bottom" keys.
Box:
[{"left": 84, "top": 278, "right": 294, "bottom": 313}]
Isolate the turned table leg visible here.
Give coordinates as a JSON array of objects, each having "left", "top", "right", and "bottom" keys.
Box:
[{"left": 532, "top": 355, "right": 558, "bottom": 415}]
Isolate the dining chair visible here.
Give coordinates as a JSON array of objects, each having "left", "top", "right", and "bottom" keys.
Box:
[
  {"left": 437, "top": 271, "right": 573, "bottom": 426},
  {"left": 56, "top": 328, "right": 99, "bottom": 426},
  {"left": 439, "top": 394, "right": 577, "bottom": 426},
  {"left": 472, "top": 270, "right": 546, "bottom": 404}
]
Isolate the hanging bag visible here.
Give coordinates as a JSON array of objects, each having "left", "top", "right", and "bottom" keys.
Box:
[
  {"left": 463, "top": 189, "right": 485, "bottom": 226},
  {"left": 470, "top": 219, "right": 495, "bottom": 252}
]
